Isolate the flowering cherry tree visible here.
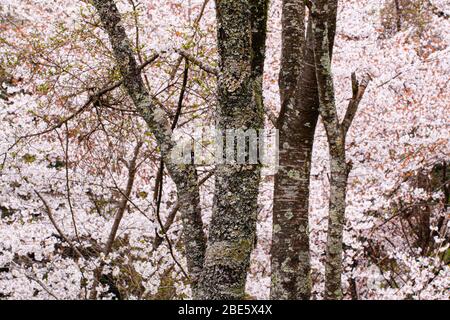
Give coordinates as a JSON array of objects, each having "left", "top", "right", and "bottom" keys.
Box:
[{"left": 0, "top": 0, "right": 448, "bottom": 300}]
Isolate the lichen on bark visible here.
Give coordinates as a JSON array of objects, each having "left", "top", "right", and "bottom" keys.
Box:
[
  {"left": 271, "top": 0, "right": 337, "bottom": 300},
  {"left": 196, "top": 0, "right": 268, "bottom": 300},
  {"left": 92, "top": 0, "right": 206, "bottom": 295},
  {"left": 311, "top": 0, "right": 366, "bottom": 300}
]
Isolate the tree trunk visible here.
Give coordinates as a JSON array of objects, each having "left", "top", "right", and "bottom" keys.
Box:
[
  {"left": 92, "top": 0, "right": 206, "bottom": 294},
  {"left": 271, "top": 0, "right": 307, "bottom": 299},
  {"left": 196, "top": 0, "right": 267, "bottom": 300},
  {"left": 311, "top": 0, "right": 345, "bottom": 299},
  {"left": 311, "top": 0, "right": 368, "bottom": 299},
  {"left": 271, "top": 0, "right": 337, "bottom": 299},
  {"left": 324, "top": 149, "right": 347, "bottom": 299}
]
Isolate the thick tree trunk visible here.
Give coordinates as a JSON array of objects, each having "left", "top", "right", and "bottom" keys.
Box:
[
  {"left": 92, "top": 0, "right": 206, "bottom": 293},
  {"left": 196, "top": 0, "right": 267, "bottom": 300},
  {"left": 271, "top": 0, "right": 308, "bottom": 299},
  {"left": 271, "top": 1, "right": 337, "bottom": 299}
]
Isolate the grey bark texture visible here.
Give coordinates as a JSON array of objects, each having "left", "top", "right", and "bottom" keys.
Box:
[
  {"left": 196, "top": 0, "right": 268, "bottom": 300},
  {"left": 92, "top": 0, "right": 206, "bottom": 294},
  {"left": 271, "top": 1, "right": 337, "bottom": 299},
  {"left": 271, "top": 0, "right": 308, "bottom": 300},
  {"left": 311, "top": 0, "right": 368, "bottom": 300}
]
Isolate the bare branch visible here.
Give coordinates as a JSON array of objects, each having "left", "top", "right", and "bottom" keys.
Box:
[
  {"left": 341, "top": 72, "right": 372, "bottom": 135},
  {"left": 304, "top": 0, "right": 312, "bottom": 10},
  {"left": 19, "top": 54, "right": 160, "bottom": 141},
  {"left": 176, "top": 49, "right": 218, "bottom": 76},
  {"left": 34, "top": 190, "right": 84, "bottom": 260},
  {"left": 104, "top": 141, "right": 142, "bottom": 255},
  {"left": 154, "top": 59, "right": 189, "bottom": 201},
  {"left": 10, "top": 261, "right": 60, "bottom": 300},
  {"left": 193, "top": 0, "right": 211, "bottom": 27},
  {"left": 152, "top": 169, "right": 214, "bottom": 250},
  {"left": 266, "top": 107, "right": 278, "bottom": 127}
]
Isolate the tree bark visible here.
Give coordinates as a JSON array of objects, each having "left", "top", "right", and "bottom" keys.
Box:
[
  {"left": 271, "top": 0, "right": 307, "bottom": 300},
  {"left": 271, "top": 1, "right": 337, "bottom": 299},
  {"left": 311, "top": 0, "right": 345, "bottom": 300},
  {"left": 92, "top": 0, "right": 206, "bottom": 294},
  {"left": 311, "top": 0, "right": 368, "bottom": 299},
  {"left": 196, "top": 0, "right": 267, "bottom": 300}
]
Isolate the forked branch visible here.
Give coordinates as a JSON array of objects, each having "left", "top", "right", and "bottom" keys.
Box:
[{"left": 341, "top": 72, "right": 372, "bottom": 135}]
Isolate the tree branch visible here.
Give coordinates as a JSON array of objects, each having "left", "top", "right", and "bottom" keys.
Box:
[
  {"left": 34, "top": 190, "right": 84, "bottom": 260},
  {"left": 10, "top": 261, "right": 60, "bottom": 300},
  {"left": 152, "top": 169, "right": 214, "bottom": 250},
  {"left": 93, "top": 0, "right": 206, "bottom": 290},
  {"left": 341, "top": 72, "right": 371, "bottom": 135},
  {"left": 175, "top": 49, "right": 218, "bottom": 76},
  {"left": 104, "top": 141, "right": 142, "bottom": 255},
  {"left": 20, "top": 54, "right": 159, "bottom": 140}
]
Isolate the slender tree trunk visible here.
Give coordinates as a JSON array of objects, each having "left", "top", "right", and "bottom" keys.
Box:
[
  {"left": 311, "top": 0, "right": 369, "bottom": 299},
  {"left": 92, "top": 0, "right": 206, "bottom": 294},
  {"left": 196, "top": 0, "right": 267, "bottom": 300},
  {"left": 311, "top": 0, "right": 345, "bottom": 300},
  {"left": 271, "top": 1, "right": 337, "bottom": 299},
  {"left": 324, "top": 148, "right": 347, "bottom": 299}
]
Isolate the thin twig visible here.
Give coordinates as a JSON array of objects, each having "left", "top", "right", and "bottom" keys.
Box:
[
  {"left": 18, "top": 54, "right": 159, "bottom": 141},
  {"left": 63, "top": 123, "right": 80, "bottom": 242},
  {"left": 34, "top": 190, "right": 84, "bottom": 259},
  {"left": 153, "top": 158, "right": 189, "bottom": 279},
  {"left": 10, "top": 261, "right": 60, "bottom": 300}
]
